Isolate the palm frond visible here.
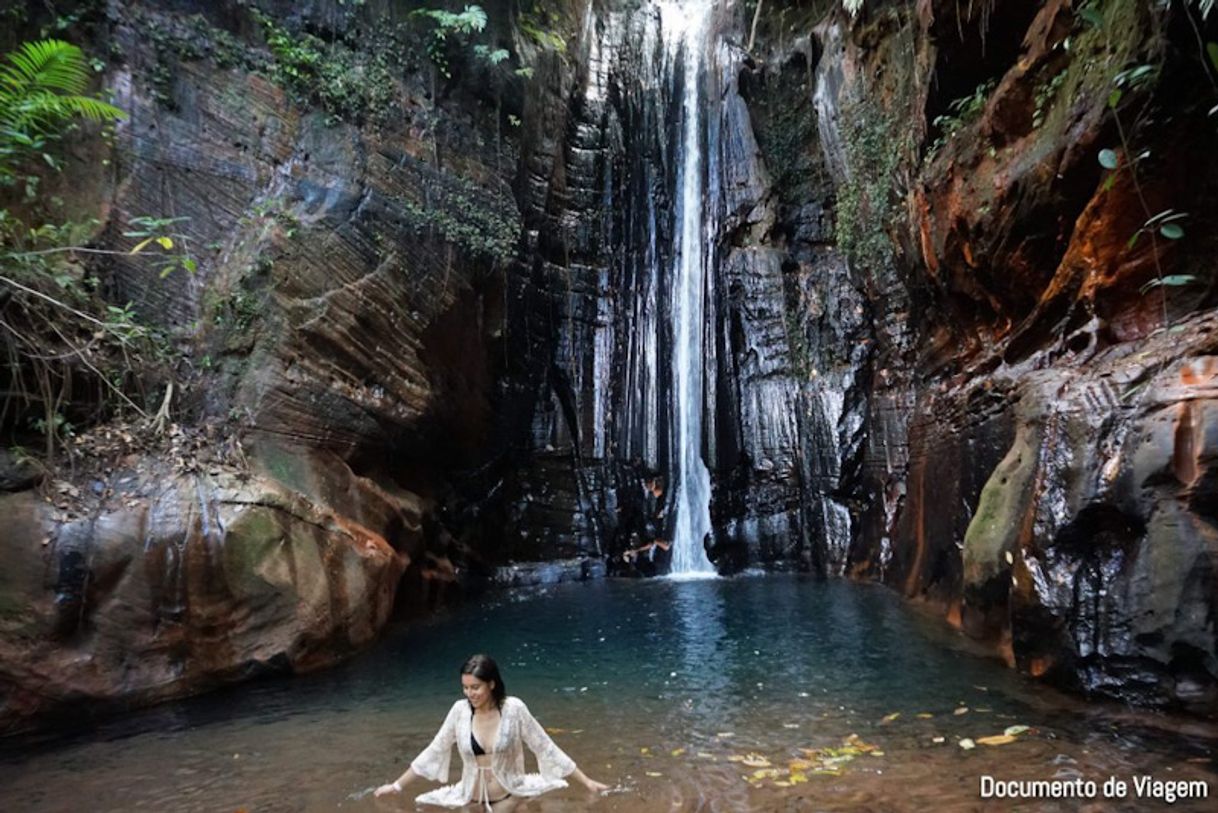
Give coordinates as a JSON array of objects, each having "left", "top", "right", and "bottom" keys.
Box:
[{"left": 0, "top": 40, "right": 89, "bottom": 96}]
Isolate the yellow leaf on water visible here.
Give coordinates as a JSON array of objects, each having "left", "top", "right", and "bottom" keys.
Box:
[
  {"left": 870, "top": 751, "right": 885, "bottom": 757},
  {"left": 640, "top": 747, "right": 650, "bottom": 755},
  {"left": 976, "top": 734, "right": 1016, "bottom": 746},
  {"left": 916, "top": 713, "right": 934, "bottom": 719},
  {"left": 671, "top": 748, "right": 686, "bottom": 757},
  {"left": 696, "top": 752, "right": 715, "bottom": 760},
  {"left": 751, "top": 768, "right": 781, "bottom": 779},
  {"left": 881, "top": 712, "right": 901, "bottom": 723},
  {"left": 741, "top": 754, "right": 772, "bottom": 768},
  {"left": 716, "top": 732, "right": 735, "bottom": 738},
  {"left": 788, "top": 758, "right": 814, "bottom": 771},
  {"left": 646, "top": 771, "right": 663, "bottom": 777},
  {"left": 727, "top": 755, "right": 745, "bottom": 763},
  {"left": 789, "top": 772, "right": 808, "bottom": 784},
  {"left": 953, "top": 707, "right": 969, "bottom": 716},
  {"left": 1004, "top": 725, "right": 1030, "bottom": 737},
  {"left": 774, "top": 780, "right": 793, "bottom": 787}
]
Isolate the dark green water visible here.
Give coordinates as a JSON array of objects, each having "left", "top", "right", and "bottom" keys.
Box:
[{"left": 1, "top": 576, "right": 1214, "bottom": 811}]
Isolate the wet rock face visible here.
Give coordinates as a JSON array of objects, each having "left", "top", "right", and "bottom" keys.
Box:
[
  {"left": 818, "top": 0, "right": 1218, "bottom": 712},
  {"left": 0, "top": 466, "right": 401, "bottom": 732},
  {"left": 507, "top": 1, "right": 872, "bottom": 575},
  {"left": 1, "top": 0, "right": 521, "bottom": 728}
]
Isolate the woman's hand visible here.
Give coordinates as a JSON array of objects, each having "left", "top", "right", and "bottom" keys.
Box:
[{"left": 373, "top": 782, "right": 401, "bottom": 797}]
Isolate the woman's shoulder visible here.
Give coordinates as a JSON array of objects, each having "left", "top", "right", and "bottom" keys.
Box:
[
  {"left": 503, "top": 696, "right": 526, "bottom": 712},
  {"left": 446, "top": 698, "right": 469, "bottom": 715}
]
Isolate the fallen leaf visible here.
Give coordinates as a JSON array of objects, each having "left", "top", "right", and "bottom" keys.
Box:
[
  {"left": 774, "top": 780, "right": 792, "bottom": 787},
  {"left": 751, "top": 768, "right": 781, "bottom": 779},
  {"left": 696, "top": 752, "right": 715, "bottom": 760},
  {"left": 916, "top": 713, "right": 934, "bottom": 719},
  {"left": 645, "top": 771, "right": 663, "bottom": 777},
  {"left": 881, "top": 712, "right": 901, "bottom": 723},
  {"left": 716, "top": 732, "right": 735, "bottom": 738},
  {"left": 977, "top": 735, "right": 1016, "bottom": 746},
  {"left": 959, "top": 738, "right": 976, "bottom": 750},
  {"left": 932, "top": 736, "right": 945, "bottom": 744},
  {"left": 1003, "top": 725, "right": 1030, "bottom": 737},
  {"left": 670, "top": 748, "right": 685, "bottom": 757},
  {"left": 953, "top": 707, "right": 969, "bottom": 716},
  {"left": 740, "top": 754, "right": 772, "bottom": 768},
  {"left": 789, "top": 772, "right": 808, "bottom": 784}
]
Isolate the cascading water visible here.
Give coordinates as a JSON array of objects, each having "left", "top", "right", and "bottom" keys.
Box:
[{"left": 658, "top": 0, "right": 717, "bottom": 576}]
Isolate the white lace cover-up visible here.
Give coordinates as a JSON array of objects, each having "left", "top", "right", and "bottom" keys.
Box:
[{"left": 409, "top": 697, "right": 576, "bottom": 808}]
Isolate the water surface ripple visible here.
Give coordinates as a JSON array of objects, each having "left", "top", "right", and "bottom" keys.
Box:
[{"left": 1, "top": 576, "right": 1214, "bottom": 811}]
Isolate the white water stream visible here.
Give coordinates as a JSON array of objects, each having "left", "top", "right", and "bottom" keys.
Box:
[{"left": 658, "top": 1, "right": 717, "bottom": 576}]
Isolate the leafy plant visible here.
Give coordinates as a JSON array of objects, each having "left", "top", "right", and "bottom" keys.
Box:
[
  {"left": 412, "top": 4, "right": 491, "bottom": 78},
  {"left": 0, "top": 39, "right": 125, "bottom": 183},
  {"left": 0, "top": 41, "right": 181, "bottom": 461},
  {"left": 928, "top": 79, "right": 996, "bottom": 157},
  {"left": 252, "top": 10, "right": 394, "bottom": 125}
]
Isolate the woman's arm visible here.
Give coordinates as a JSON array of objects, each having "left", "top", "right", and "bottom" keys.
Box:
[
  {"left": 516, "top": 701, "right": 609, "bottom": 792},
  {"left": 374, "top": 767, "right": 419, "bottom": 797},
  {"left": 375, "top": 703, "right": 460, "bottom": 796}
]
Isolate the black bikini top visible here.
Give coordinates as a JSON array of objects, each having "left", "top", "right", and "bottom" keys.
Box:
[{"left": 470, "top": 707, "right": 490, "bottom": 756}]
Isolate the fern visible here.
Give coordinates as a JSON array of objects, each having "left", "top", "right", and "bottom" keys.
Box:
[{"left": 0, "top": 39, "right": 124, "bottom": 180}]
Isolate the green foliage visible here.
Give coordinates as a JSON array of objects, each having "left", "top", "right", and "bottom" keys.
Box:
[
  {"left": 0, "top": 39, "right": 125, "bottom": 184},
  {"left": 837, "top": 104, "right": 903, "bottom": 272},
  {"left": 1031, "top": 70, "right": 1065, "bottom": 129},
  {"left": 0, "top": 40, "right": 184, "bottom": 460},
  {"left": 928, "top": 79, "right": 995, "bottom": 156},
  {"left": 413, "top": 5, "right": 488, "bottom": 36},
  {"left": 393, "top": 171, "right": 520, "bottom": 264},
  {"left": 124, "top": 216, "right": 197, "bottom": 277},
  {"left": 412, "top": 4, "right": 523, "bottom": 80},
  {"left": 1084, "top": 1, "right": 1212, "bottom": 320},
  {"left": 519, "top": 13, "right": 567, "bottom": 54},
  {"left": 1, "top": 211, "right": 176, "bottom": 459},
  {"left": 252, "top": 10, "right": 394, "bottom": 125}
]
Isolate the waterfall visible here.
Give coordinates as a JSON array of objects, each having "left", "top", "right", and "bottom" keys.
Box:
[{"left": 658, "top": 0, "right": 717, "bottom": 576}]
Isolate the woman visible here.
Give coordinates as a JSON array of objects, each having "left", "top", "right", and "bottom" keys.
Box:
[{"left": 374, "top": 654, "right": 609, "bottom": 809}]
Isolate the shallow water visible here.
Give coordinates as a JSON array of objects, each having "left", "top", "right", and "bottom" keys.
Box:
[{"left": 1, "top": 575, "right": 1214, "bottom": 811}]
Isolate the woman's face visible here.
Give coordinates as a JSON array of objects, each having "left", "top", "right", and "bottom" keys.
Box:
[{"left": 462, "top": 674, "right": 495, "bottom": 710}]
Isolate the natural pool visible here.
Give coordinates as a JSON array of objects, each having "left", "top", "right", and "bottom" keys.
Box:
[{"left": 1, "top": 575, "right": 1214, "bottom": 811}]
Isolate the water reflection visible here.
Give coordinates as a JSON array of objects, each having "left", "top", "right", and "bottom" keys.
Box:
[{"left": 1, "top": 576, "right": 1214, "bottom": 812}]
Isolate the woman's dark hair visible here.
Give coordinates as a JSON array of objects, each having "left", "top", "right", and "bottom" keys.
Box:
[{"left": 461, "top": 654, "right": 506, "bottom": 708}]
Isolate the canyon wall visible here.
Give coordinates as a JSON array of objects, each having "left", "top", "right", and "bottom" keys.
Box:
[{"left": 1, "top": 0, "right": 1216, "bottom": 729}]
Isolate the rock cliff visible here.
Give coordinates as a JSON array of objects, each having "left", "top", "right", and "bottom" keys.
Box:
[{"left": 1, "top": 0, "right": 1216, "bottom": 728}]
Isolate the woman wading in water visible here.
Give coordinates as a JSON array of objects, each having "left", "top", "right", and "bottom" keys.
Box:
[{"left": 375, "top": 654, "right": 609, "bottom": 809}]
